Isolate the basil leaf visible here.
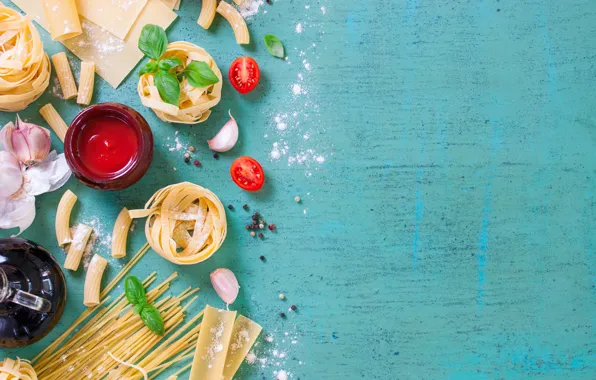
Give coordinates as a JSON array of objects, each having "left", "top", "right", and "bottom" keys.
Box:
[
  {"left": 139, "top": 61, "right": 158, "bottom": 77},
  {"left": 138, "top": 24, "right": 168, "bottom": 60},
  {"left": 140, "top": 304, "right": 164, "bottom": 336},
  {"left": 183, "top": 61, "right": 219, "bottom": 88},
  {"left": 124, "top": 276, "right": 146, "bottom": 305},
  {"left": 134, "top": 303, "right": 146, "bottom": 315},
  {"left": 155, "top": 70, "right": 180, "bottom": 106},
  {"left": 264, "top": 34, "right": 285, "bottom": 58},
  {"left": 158, "top": 57, "right": 183, "bottom": 72}
]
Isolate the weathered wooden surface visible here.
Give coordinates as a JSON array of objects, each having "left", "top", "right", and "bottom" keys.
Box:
[{"left": 1, "top": 0, "right": 596, "bottom": 378}]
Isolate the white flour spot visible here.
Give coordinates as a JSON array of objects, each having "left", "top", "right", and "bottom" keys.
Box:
[
  {"left": 292, "top": 84, "right": 302, "bottom": 95},
  {"left": 239, "top": 0, "right": 265, "bottom": 19},
  {"left": 321, "top": 6, "right": 326, "bottom": 14},
  {"left": 295, "top": 23, "right": 303, "bottom": 33}
]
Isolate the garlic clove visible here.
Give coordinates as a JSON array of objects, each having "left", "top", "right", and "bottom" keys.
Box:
[
  {"left": 1, "top": 117, "right": 51, "bottom": 166},
  {"left": 210, "top": 268, "right": 240, "bottom": 304},
  {"left": 207, "top": 110, "right": 239, "bottom": 153},
  {"left": 18, "top": 116, "right": 51, "bottom": 164},
  {"left": 0, "top": 151, "right": 23, "bottom": 198}
]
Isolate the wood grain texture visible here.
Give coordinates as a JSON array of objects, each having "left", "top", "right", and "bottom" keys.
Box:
[{"left": 1, "top": 0, "right": 595, "bottom": 378}]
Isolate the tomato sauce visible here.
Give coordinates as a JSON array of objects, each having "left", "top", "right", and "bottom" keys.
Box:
[{"left": 76, "top": 116, "right": 139, "bottom": 178}]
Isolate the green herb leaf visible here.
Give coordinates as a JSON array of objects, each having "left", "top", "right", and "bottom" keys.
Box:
[
  {"left": 264, "top": 34, "right": 285, "bottom": 58},
  {"left": 139, "top": 61, "right": 159, "bottom": 77},
  {"left": 183, "top": 61, "right": 219, "bottom": 88},
  {"left": 155, "top": 70, "right": 181, "bottom": 106},
  {"left": 140, "top": 304, "right": 164, "bottom": 335},
  {"left": 138, "top": 24, "right": 168, "bottom": 60},
  {"left": 124, "top": 276, "right": 146, "bottom": 305},
  {"left": 134, "top": 303, "right": 147, "bottom": 315},
  {"left": 158, "top": 57, "right": 183, "bottom": 72}
]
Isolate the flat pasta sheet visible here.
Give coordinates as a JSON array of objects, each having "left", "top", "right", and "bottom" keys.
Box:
[
  {"left": 75, "top": 0, "right": 148, "bottom": 40},
  {"left": 10, "top": 0, "right": 177, "bottom": 88}
]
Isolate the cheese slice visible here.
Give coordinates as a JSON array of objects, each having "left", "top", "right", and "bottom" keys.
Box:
[
  {"left": 11, "top": 0, "right": 176, "bottom": 88},
  {"left": 75, "top": 0, "right": 148, "bottom": 40},
  {"left": 190, "top": 305, "right": 237, "bottom": 380}
]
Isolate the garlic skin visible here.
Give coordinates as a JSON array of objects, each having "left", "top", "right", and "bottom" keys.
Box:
[
  {"left": 210, "top": 268, "right": 240, "bottom": 304},
  {"left": 0, "top": 116, "right": 51, "bottom": 166},
  {"left": 207, "top": 110, "right": 239, "bottom": 152},
  {"left": 0, "top": 151, "right": 23, "bottom": 198}
]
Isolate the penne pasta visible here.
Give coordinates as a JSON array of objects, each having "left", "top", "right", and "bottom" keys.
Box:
[
  {"left": 216, "top": 1, "right": 250, "bottom": 44},
  {"left": 83, "top": 254, "right": 108, "bottom": 307},
  {"left": 76, "top": 61, "right": 95, "bottom": 105},
  {"left": 55, "top": 189, "right": 77, "bottom": 246},
  {"left": 197, "top": 0, "right": 216, "bottom": 29},
  {"left": 111, "top": 207, "right": 132, "bottom": 259},
  {"left": 40, "top": 103, "right": 69, "bottom": 142},
  {"left": 51, "top": 52, "right": 77, "bottom": 99},
  {"left": 233, "top": 0, "right": 244, "bottom": 4},
  {"left": 64, "top": 224, "right": 92, "bottom": 271}
]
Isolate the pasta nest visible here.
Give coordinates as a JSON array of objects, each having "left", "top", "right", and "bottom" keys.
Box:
[
  {"left": 130, "top": 182, "right": 227, "bottom": 265},
  {"left": 137, "top": 41, "right": 223, "bottom": 124},
  {"left": 0, "top": 7, "right": 50, "bottom": 112},
  {"left": 0, "top": 358, "right": 38, "bottom": 380}
]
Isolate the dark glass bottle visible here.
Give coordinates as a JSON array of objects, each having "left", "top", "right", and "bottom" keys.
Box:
[{"left": 0, "top": 238, "right": 66, "bottom": 348}]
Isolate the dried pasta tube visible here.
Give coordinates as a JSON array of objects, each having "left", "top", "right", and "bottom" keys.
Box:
[
  {"left": 76, "top": 61, "right": 95, "bottom": 105},
  {"left": 64, "top": 224, "right": 92, "bottom": 271},
  {"left": 55, "top": 189, "right": 77, "bottom": 246},
  {"left": 83, "top": 254, "right": 108, "bottom": 307},
  {"left": 111, "top": 207, "right": 132, "bottom": 258},
  {"left": 216, "top": 1, "right": 250, "bottom": 44},
  {"left": 41, "top": 0, "right": 82, "bottom": 41},
  {"left": 189, "top": 305, "right": 237, "bottom": 380},
  {"left": 197, "top": 0, "right": 217, "bottom": 29},
  {"left": 51, "top": 52, "right": 77, "bottom": 99},
  {"left": 233, "top": 0, "right": 245, "bottom": 5},
  {"left": 40, "top": 103, "right": 69, "bottom": 142}
]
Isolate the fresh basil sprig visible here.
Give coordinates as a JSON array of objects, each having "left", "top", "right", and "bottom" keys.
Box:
[
  {"left": 124, "top": 275, "right": 164, "bottom": 336},
  {"left": 138, "top": 24, "right": 219, "bottom": 106},
  {"left": 264, "top": 34, "right": 285, "bottom": 58}
]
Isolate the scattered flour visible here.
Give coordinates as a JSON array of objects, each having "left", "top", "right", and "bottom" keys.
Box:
[
  {"left": 321, "top": 6, "right": 326, "bottom": 14},
  {"left": 291, "top": 84, "right": 302, "bottom": 95},
  {"left": 295, "top": 23, "right": 303, "bottom": 33},
  {"left": 238, "top": 0, "right": 265, "bottom": 19}
]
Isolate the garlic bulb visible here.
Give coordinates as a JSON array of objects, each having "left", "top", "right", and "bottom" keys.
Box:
[
  {"left": 210, "top": 268, "right": 240, "bottom": 304},
  {"left": 207, "top": 110, "right": 239, "bottom": 152},
  {"left": 0, "top": 116, "right": 51, "bottom": 166}
]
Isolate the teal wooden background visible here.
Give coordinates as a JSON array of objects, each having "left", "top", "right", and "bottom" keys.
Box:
[{"left": 1, "top": 0, "right": 596, "bottom": 378}]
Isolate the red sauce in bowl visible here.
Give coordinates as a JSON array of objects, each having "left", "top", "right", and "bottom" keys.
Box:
[
  {"left": 77, "top": 116, "right": 138, "bottom": 177},
  {"left": 65, "top": 103, "right": 153, "bottom": 190}
]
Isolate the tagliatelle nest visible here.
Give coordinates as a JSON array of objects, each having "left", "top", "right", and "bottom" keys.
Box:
[
  {"left": 0, "top": 7, "right": 50, "bottom": 112},
  {"left": 129, "top": 182, "right": 227, "bottom": 265},
  {"left": 0, "top": 358, "right": 38, "bottom": 380},
  {"left": 137, "top": 41, "right": 222, "bottom": 124}
]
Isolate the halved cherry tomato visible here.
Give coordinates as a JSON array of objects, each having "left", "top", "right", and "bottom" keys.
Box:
[
  {"left": 228, "top": 57, "right": 260, "bottom": 94},
  {"left": 230, "top": 156, "right": 265, "bottom": 191}
]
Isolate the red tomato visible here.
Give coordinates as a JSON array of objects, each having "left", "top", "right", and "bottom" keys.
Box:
[
  {"left": 230, "top": 156, "right": 265, "bottom": 191},
  {"left": 228, "top": 57, "right": 260, "bottom": 94}
]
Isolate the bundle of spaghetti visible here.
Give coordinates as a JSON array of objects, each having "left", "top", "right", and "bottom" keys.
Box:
[
  {"left": 33, "top": 272, "right": 204, "bottom": 380},
  {"left": 137, "top": 42, "right": 222, "bottom": 124},
  {"left": 0, "top": 6, "right": 50, "bottom": 112}
]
